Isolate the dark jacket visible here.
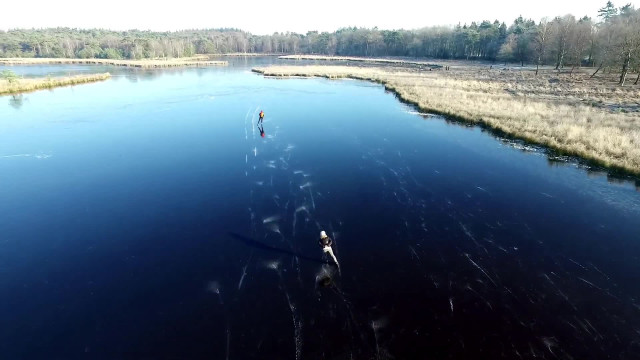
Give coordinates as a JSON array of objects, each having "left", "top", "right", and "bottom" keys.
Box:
[{"left": 319, "top": 236, "right": 333, "bottom": 247}]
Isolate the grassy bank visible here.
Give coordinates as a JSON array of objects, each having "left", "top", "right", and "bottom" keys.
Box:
[
  {"left": 280, "top": 55, "right": 440, "bottom": 68},
  {"left": 0, "top": 57, "right": 228, "bottom": 68},
  {"left": 0, "top": 73, "right": 111, "bottom": 95},
  {"left": 253, "top": 65, "right": 640, "bottom": 175},
  {"left": 217, "top": 53, "right": 281, "bottom": 57}
]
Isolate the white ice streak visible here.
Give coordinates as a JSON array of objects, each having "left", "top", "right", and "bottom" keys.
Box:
[
  {"left": 264, "top": 260, "right": 281, "bottom": 271},
  {"left": 308, "top": 188, "right": 316, "bottom": 211},
  {"left": 1, "top": 153, "right": 52, "bottom": 159},
  {"left": 292, "top": 206, "right": 309, "bottom": 237},
  {"left": 465, "top": 253, "right": 497, "bottom": 286},
  {"left": 263, "top": 215, "right": 281, "bottom": 224},
  {"left": 299, "top": 182, "right": 312, "bottom": 189},
  {"left": 371, "top": 318, "right": 387, "bottom": 360},
  {"left": 267, "top": 222, "right": 282, "bottom": 235},
  {"left": 578, "top": 277, "right": 603, "bottom": 291},
  {"left": 265, "top": 259, "right": 302, "bottom": 360},
  {"left": 540, "top": 337, "right": 557, "bottom": 356},
  {"left": 238, "top": 265, "right": 248, "bottom": 290}
]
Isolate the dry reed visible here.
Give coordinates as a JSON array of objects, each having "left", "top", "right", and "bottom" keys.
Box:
[
  {"left": 0, "top": 58, "right": 227, "bottom": 68},
  {"left": 0, "top": 73, "right": 111, "bottom": 95},
  {"left": 280, "top": 55, "right": 440, "bottom": 68}
]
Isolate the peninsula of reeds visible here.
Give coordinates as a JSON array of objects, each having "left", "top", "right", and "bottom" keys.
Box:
[
  {"left": 0, "top": 58, "right": 228, "bottom": 68},
  {"left": 0, "top": 73, "right": 111, "bottom": 95}
]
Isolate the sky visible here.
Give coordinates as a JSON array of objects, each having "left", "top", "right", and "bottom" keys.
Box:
[{"left": 2, "top": 0, "right": 637, "bottom": 34}]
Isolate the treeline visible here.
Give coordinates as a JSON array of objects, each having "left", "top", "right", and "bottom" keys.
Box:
[{"left": 1, "top": 2, "right": 638, "bottom": 84}]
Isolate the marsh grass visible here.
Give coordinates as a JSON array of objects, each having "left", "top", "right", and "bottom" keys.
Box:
[
  {"left": 279, "top": 55, "right": 440, "bottom": 68},
  {"left": 253, "top": 65, "right": 640, "bottom": 175},
  {"left": 0, "top": 58, "right": 228, "bottom": 68},
  {"left": 0, "top": 73, "right": 111, "bottom": 95}
]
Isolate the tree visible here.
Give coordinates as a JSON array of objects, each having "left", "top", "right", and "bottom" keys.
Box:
[
  {"left": 610, "top": 7, "right": 640, "bottom": 85},
  {"left": 505, "top": 16, "right": 536, "bottom": 66},
  {"left": 0, "top": 69, "right": 19, "bottom": 84},
  {"left": 534, "top": 18, "right": 554, "bottom": 74},
  {"left": 551, "top": 15, "right": 577, "bottom": 69},
  {"left": 598, "top": 1, "right": 619, "bottom": 21},
  {"left": 568, "top": 17, "right": 594, "bottom": 73}
]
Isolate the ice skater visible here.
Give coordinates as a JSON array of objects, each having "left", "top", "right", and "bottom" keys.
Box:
[
  {"left": 319, "top": 231, "right": 339, "bottom": 268},
  {"left": 257, "top": 110, "right": 265, "bottom": 124}
]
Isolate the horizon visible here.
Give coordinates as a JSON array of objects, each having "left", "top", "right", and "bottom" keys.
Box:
[{"left": 3, "top": 0, "right": 637, "bottom": 35}]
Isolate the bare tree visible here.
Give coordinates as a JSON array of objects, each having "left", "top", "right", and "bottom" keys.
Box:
[
  {"left": 534, "top": 18, "right": 554, "bottom": 75},
  {"left": 568, "top": 17, "right": 593, "bottom": 75},
  {"left": 612, "top": 8, "right": 640, "bottom": 85},
  {"left": 552, "top": 15, "right": 577, "bottom": 70}
]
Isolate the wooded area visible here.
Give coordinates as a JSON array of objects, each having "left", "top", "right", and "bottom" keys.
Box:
[{"left": 1, "top": 2, "right": 638, "bottom": 84}]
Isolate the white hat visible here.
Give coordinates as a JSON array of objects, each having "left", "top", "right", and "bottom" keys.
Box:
[{"left": 320, "top": 231, "right": 328, "bottom": 238}]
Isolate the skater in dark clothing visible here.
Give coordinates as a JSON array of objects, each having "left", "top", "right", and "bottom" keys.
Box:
[{"left": 257, "top": 110, "right": 265, "bottom": 124}]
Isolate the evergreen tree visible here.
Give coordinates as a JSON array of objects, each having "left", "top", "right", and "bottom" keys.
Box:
[{"left": 598, "top": 1, "right": 618, "bottom": 21}]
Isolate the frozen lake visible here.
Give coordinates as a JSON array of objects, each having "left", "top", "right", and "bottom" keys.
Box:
[{"left": 1, "top": 58, "right": 639, "bottom": 359}]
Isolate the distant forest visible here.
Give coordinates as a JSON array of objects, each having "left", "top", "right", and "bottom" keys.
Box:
[{"left": 1, "top": 2, "right": 638, "bottom": 82}]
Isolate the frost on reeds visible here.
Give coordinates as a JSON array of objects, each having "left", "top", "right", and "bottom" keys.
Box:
[
  {"left": 253, "top": 65, "right": 640, "bottom": 175},
  {"left": 0, "top": 73, "right": 112, "bottom": 95}
]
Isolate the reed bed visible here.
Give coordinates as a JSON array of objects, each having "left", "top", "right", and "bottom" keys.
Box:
[
  {"left": 0, "top": 58, "right": 228, "bottom": 68},
  {"left": 280, "top": 55, "right": 440, "bottom": 68},
  {"left": 0, "top": 73, "right": 111, "bottom": 94},
  {"left": 253, "top": 65, "right": 640, "bottom": 175},
  {"left": 218, "top": 53, "right": 281, "bottom": 57}
]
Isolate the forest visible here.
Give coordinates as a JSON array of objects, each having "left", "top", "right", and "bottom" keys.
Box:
[{"left": 1, "top": 2, "right": 638, "bottom": 84}]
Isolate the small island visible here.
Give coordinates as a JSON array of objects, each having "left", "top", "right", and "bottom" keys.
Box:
[
  {"left": 0, "top": 71, "right": 112, "bottom": 95},
  {"left": 0, "top": 56, "right": 229, "bottom": 95},
  {"left": 0, "top": 57, "right": 228, "bottom": 68}
]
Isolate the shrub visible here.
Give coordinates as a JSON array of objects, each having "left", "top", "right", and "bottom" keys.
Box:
[{"left": 0, "top": 69, "right": 19, "bottom": 84}]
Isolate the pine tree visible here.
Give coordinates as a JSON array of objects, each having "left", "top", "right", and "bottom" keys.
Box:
[{"left": 598, "top": 1, "right": 618, "bottom": 21}]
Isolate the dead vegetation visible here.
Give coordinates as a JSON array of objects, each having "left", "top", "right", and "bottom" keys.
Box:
[
  {"left": 0, "top": 73, "right": 111, "bottom": 95},
  {"left": 0, "top": 57, "right": 228, "bottom": 68}
]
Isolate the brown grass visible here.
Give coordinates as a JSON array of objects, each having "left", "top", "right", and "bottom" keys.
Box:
[
  {"left": 253, "top": 65, "right": 640, "bottom": 175},
  {"left": 280, "top": 55, "right": 440, "bottom": 68},
  {"left": 0, "top": 57, "right": 228, "bottom": 68},
  {"left": 0, "top": 73, "right": 111, "bottom": 95},
  {"left": 217, "top": 53, "right": 281, "bottom": 57}
]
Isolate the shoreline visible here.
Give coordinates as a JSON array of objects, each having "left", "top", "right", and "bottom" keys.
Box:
[
  {"left": 252, "top": 65, "right": 640, "bottom": 176},
  {"left": 0, "top": 73, "right": 111, "bottom": 95},
  {"left": 0, "top": 58, "right": 228, "bottom": 68}
]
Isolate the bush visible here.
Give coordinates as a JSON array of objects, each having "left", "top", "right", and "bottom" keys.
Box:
[
  {"left": 100, "top": 48, "right": 123, "bottom": 60},
  {"left": 0, "top": 70, "right": 19, "bottom": 84}
]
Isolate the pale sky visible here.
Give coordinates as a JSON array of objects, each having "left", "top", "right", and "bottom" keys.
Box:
[{"left": 3, "top": 0, "right": 637, "bottom": 34}]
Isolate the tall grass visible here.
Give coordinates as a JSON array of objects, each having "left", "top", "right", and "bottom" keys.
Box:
[
  {"left": 253, "top": 65, "right": 640, "bottom": 175},
  {"left": 0, "top": 58, "right": 228, "bottom": 68},
  {"left": 0, "top": 73, "right": 111, "bottom": 95},
  {"left": 280, "top": 55, "right": 440, "bottom": 68}
]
